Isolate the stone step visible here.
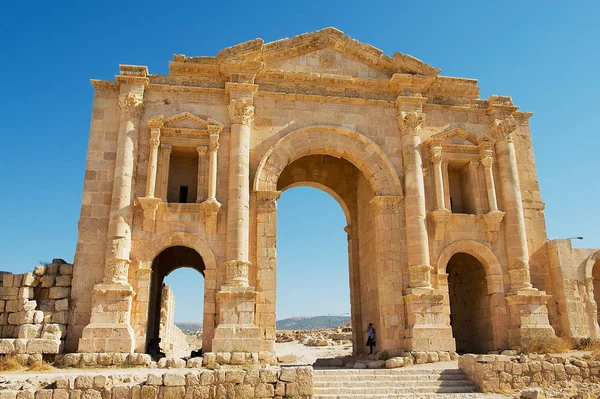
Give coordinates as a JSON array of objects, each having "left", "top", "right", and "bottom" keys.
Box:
[
  {"left": 313, "top": 368, "right": 464, "bottom": 375},
  {"left": 313, "top": 373, "right": 468, "bottom": 382},
  {"left": 313, "top": 385, "right": 477, "bottom": 395},
  {"left": 313, "top": 394, "right": 485, "bottom": 399},
  {"left": 314, "top": 379, "right": 474, "bottom": 388}
]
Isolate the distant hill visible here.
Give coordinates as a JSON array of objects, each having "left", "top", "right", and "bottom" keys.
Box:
[
  {"left": 276, "top": 315, "right": 351, "bottom": 330},
  {"left": 176, "top": 322, "right": 202, "bottom": 333},
  {"left": 176, "top": 315, "right": 351, "bottom": 332}
]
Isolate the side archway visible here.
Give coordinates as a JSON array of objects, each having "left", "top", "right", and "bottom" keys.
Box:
[
  {"left": 142, "top": 232, "right": 218, "bottom": 271},
  {"left": 584, "top": 251, "right": 600, "bottom": 328},
  {"left": 253, "top": 125, "right": 403, "bottom": 197},
  {"left": 436, "top": 240, "right": 507, "bottom": 352}
]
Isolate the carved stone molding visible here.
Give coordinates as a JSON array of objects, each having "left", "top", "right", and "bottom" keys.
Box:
[
  {"left": 489, "top": 117, "right": 517, "bottom": 140},
  {"left": 428, "top": 208, "right": 450, "bottom": 241},
  {"left": 370, "top": 195, "right": 403, "bottom": 214},
  {"left": 209, "top": 132, "right": 220, "bottom": 152},
  {"left": 408, "top": 265, "right": 434, "bottom": 289},
  {"left": 118, "top": 92, "right": 144, "bottom": 119},
  {"left": 228, "top": 99, "right": 255, "bottom": 126},
  {"left": 138, "top": 197, "right": 161, "bottom": 232},
  {"left": 256, "top": 190, "right": 282, "bottom": 211},
  {"left": 344, "top": 224, "right": 358, "bottom": 241},
  {"left": 199, "top": 198, "right": 222, "bottom": 235},
  {"left": 396, "top": 111, "right": 424, "bottom": 135},
  {"left": 481, "top": 155, "right": 494, "bottom": 169},
  {"left": 430, "top": 144, "right": 443, "bottom": 165},
  {"left": 483, "top": 210, "right": 506, "bottom": 243},
  {"left": 103, "top": 257, "right": 131, "bottom": 285},
  {"left": 147, "top": 114, "right": 165, "bottom": 129}
]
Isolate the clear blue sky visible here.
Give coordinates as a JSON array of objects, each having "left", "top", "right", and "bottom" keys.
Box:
[{"left": 1, "top": 1, "right": 598, "bottom": 323}]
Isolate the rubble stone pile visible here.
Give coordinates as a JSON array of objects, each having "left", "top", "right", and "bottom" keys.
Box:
[{"left": 276, "top": 326, "right": 352, "bottom": 347}]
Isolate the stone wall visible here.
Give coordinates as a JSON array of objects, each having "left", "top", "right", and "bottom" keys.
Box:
[
  {"left": 0, "top": 366, "right": 313, "bottom": 398},
  {"left": 0, "top": 259, "right": 71, "bottom": 355},
  {"left": 459, "top": 353, "right": 600, "bottom": 393},
  {"left": 158, "top": 285, "right": 189, "bottom": 353}
]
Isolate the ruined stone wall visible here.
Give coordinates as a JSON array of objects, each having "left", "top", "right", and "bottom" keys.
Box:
[
  {"left": 0, "top": 366, "right": 314, "bottom": 398},
  {"left": 0, "top": 259, "right": 72, "bottom": 355},
  {"left": 158, "top": 285, "right": 189, "bottom": 353},
  {"left": 459, "top": 353, "right": 600, "bottom": 393}
]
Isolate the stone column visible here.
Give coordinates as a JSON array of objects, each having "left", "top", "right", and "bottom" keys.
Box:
[
  {"left": 145, "top": 115, "right": 163, "bottom": 198},
  {"left": 480, "top": 150, "right": 499, "bottom": 212},
  {"left": 442, "top": 159, "right": 451, "bottom": 211},
  {"left": 196, "top": 146, "right": 208, "bottom": 203},
  {"left": 254, "top": 191, "right": 281, "bottom": 354},
  {"left": 468, "top": 161, "right": 484, "bottom": 214},
  {"left": 491, "top": 120, "right": 533, "bottom": 292},
  {"left": 224, "top": 97, "right": 255, "bottom": 283},
  {"left": 397, "top": 111, "right": 433, "bottom": 289},
  {"left": 199, "top": 122, "right": 223, "bottom": 235},
  {"left": 431, "top": 144, "right": 446, "bottom": 210},
  {"left": 490, "top": 117, "right": 555, "bottom": 348},
  {"left": 79, "top": 67, "right": 148, "bottom": 353},
  {"left": 213, "top": 80, "right": 260, "bottom": 354},
  {"left": 159, "top": 144, "right": 172, "bottom": 202}
]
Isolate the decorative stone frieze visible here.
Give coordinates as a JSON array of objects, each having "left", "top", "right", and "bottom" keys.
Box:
[{"left": 370, "top": 195, "right": 402, "bottom": 214}]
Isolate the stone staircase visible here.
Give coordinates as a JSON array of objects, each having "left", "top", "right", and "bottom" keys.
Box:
[{"left": 313, "top": 367, "right": 478, "bottom": 398}]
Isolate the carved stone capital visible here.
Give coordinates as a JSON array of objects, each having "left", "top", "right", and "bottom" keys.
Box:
[
  {"left": 428, "top": 208, "right": 450, "bottom": 241},
  {"left": 160, "top": 143, "right": 172, "bottom": 155},
  {"left": 370, "top": 195, "right": 403, "bottom": 214},
  {"left": 207, "top": 118, "right": 224, "bottom": 134},
  {"left": 344, "top": 224, "right": 358, "bottom": 241},
  {"left": 481, "top": 156, "right": 494, "bottom": 169},
  {"left": 197, "top": 145, "right": 208, "bottom": 157},
  {"left": 489, "top": 117, "right": 517, "bottom": 140},
  {"left": 103, "top": 257, "right": 131, "bottom": 285},
  {"left": 224, "top": 260, "right": 251, "bottom": 287},
  {"left": 149, "top": 128, "right": 161, "bottom": 149},
  {"left": 430, "top": 144, "right": 443, "bottom": 165},
  {"left": 147, "top": 114, "right": 164, "bottom": 129},
  {"left": 118, "top": 92, "right": 144, "bottom": 119},
  {"left": 228, "top": 99, "right": 255, "bottom": 126},
  {"left": 408, "top": 265, "right": 434, "bottom": 289},
  {"left": 200, "top": 198, "right": 221, "bottom": 234},
  {"left": 138, "top": 197, "right": 161, "bottom": 232},
  {"left": 256, "top": 190, "right": 282, "bottom": 211},
  {"left": 209, "top": 131, "right": 220, "bottom": 152},
  {"left": 396, "top": 111, "right": 424, "bottom": 135},
  {"left": 483, "top": 210, "right": 505, "bottom": 242},
  {"left": 468, "top": 160, "right": 479, "bottom": 171}
]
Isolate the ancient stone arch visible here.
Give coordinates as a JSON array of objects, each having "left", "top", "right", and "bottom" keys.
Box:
[
  {"left": 282, "top": 181, "right": 352, "bottom": 224},
  {"left": 436, "top": 240, "right": 507, "bottom": 351},
  {"left": 142, "top": 232, "right": 217, "bottom": 271},
  {"left": 253, "top": 125, "right": 403, "bottom": 197},
  {"left": 584, "top": 250, "right": 600, "bottom": 280}
]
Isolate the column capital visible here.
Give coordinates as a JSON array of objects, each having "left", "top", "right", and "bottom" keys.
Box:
[
  {"left": 209, "top": 131, "right": 220, "bottom": 152},
  {"left": 430, "top": 144, "right": 443, "bottom": 165},
  {"left": 468, "top": 160, "right": 480, "bottom": 170},
  {"left": 481, "top": 156, "right": 494, "bottom": 169},
  {"left": 118, "top": 92, "right": 144, "bottom": 119},
  {"left": 149, "top": 127, "right": 161, "bottom": 149},
  {"left": 196, "top": 145, "right": 208, "bottom": 157},
  {"left": 207, "top": 118, "right": 224, "bottom": 134},
  {"left": 147, "top": 114, "right": 164, "bottom": 129},
  {"left": 160, "top": 143, "right": 172, "bottom": 153},
  {"left": 228, "top": 98, "right": 255, "bottom": 126},
  {"left": 255, "top": 190, "right": 282, "bottom": 211},
  {"left": 489, "top": 116, "right": 517, "bottom": 140},
  {"left": 370, "top": 195, "right": 403, "bottom": 214},
  {"left": 396, "top": 111, "right": 424, "bottom": 135},
  {"left": 344, "top": 224, "right": 358, "bottom": 241}
]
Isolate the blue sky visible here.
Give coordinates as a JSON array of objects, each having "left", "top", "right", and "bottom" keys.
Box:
[{"left": 1, "top": 1, "right": 598, "bottom": 322}]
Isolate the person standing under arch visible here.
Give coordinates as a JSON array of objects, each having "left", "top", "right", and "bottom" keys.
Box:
[{"left": 366, "top": 323, "right": 376, "bottom": 354}]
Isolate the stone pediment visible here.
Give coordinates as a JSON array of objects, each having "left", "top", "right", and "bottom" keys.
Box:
[
  {"left": 427, "top": 128, "right": 494, "bottom": 153},
  {"left": 164, "top": 112, "right": 210, "bottom": 130},
  {"left": 204, "top": 27, "right": 440, "bottom": 77}
]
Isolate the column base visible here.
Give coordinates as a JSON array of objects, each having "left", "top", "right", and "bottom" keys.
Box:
[
  {"left": 505, "top": 289, "right": 556, "bottom": 349},
  {"left": 404, "top": 288, "right": 456, "bottom": 351},
  {"left": 78, "top": 283, "right": 135, "bottom": 353},
  {"left": 212, "top": 284, "right": 260, "bottom": 353}
]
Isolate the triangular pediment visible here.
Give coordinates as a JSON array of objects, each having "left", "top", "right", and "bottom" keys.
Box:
[
  {"left": 214, "top": 27, "right": 440, "bottom": 77},
  {"left": 428, "top": 128, "right": 495, "bottom": 150},
  {"left": 164, "top": 112, "right": 209, "bottom": 130}
]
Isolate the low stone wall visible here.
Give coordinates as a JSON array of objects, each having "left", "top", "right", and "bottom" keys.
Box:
[
  {"left": 0, "top": 259, "right": 72, "bottom": 355},
  {"left": 458, "top": 353, "right": 600, "bottom": 393},
  {"left": 0, "top": 366, "right": 313, "bottom": 398}
]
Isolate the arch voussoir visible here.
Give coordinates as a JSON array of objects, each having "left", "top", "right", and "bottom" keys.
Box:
[{"left": 254, "top": 125, "right": 402, "bottom": 197}]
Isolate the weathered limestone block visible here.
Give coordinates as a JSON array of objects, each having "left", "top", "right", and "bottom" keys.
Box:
[
  {"left": 59, "top": 264, "right": 73, "bottom": 275},
  {"left": 385, "top": 357, "right": 405, "bottom": 368},
  {"left": 51, "top": 311, "right": 68, "bottom": 324},
  {"left": 48, "top": 287, "right": 70, "bottom": 299},
  {"left": 0, "top": 339, "right": 15, "bottom": 354},
  {"left": 279, "top": 367, "right": 296, "bottom": 382},
  {"left": 33, "top": 266, "right": 45, "bottom": 276},
  {"left": 55, "top": 275, "right": 72, "bottom": 287},
  {"left": 260, "top": 368, "right": 278, "bottom": 383},
  {"left": 163, "top": 373, "right": 185, "bottom": 386},
  {"left": 55, "top": 299, "right": 69, "bottom": 312},
  {"left": 17, "top": 324, "right": 42, "bottom": 339},
  {"left": 8, "top": 311, "right": 35, "bottom": 325},
  {"left": 254, "top": 383, "right": 274, "bottom": 398},
  {"left": 74, "top": 376, "right": 94, "bottom": 390},
  {"left": 39, "top": 276, "right": 55, "bottom": 288},
  {"left": 26, "top": 339, "right": 60, "bottom": 354}
]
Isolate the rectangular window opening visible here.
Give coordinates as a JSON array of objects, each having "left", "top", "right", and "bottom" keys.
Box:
[{"left": 179, "top": 186, "right": 189, "bottom": 204}]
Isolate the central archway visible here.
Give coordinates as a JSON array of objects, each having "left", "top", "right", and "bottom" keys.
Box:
[
  {"left": 147, "top": 246, "right": 205, "bottom": 356},
  {"left": 253, "top": 125, "right": 405, "bottom": 355}
]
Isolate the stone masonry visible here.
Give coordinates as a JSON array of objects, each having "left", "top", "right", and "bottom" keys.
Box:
[
  {"left": 4, "top": 27, "right": 597, "bottom": 359},
  {"left": 158, "top": 285, "right": 189, "bottom": 353}
]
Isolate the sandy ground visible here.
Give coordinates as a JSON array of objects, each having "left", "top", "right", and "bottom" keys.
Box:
[{"left": 276, "top": 341, "right": 353, "bottom": 365}]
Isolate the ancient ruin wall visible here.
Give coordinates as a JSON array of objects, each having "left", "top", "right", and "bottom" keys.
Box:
[{"left": 0, "top": 259, "right": 72, "bottom": 356}]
